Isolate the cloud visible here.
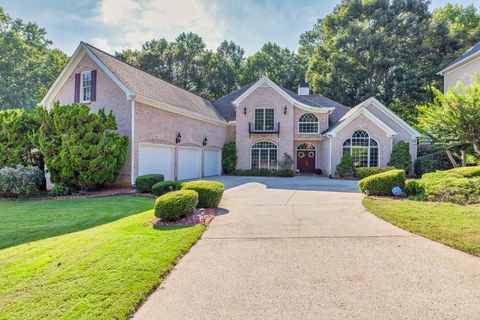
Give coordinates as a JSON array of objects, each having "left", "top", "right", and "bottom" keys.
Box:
[{"left": 93, "top": 0, "right": 225, "bottom": 52}]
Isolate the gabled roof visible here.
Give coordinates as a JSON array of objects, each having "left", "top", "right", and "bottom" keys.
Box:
[
  {"left": 439, "top": 41, "right": 480, "bottom": 75},
  {"left": 326, "top": 97, "right": 420, "bottom": 138},
  {"left": 41, "top": 42, "right": 227, "bottom": 125},
  {"left": 212, "top": 83, "right": 254, "bottom": 122}
]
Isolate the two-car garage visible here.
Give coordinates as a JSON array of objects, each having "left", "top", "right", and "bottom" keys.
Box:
[{"left": 138, "top": 144, "right": 221, "bottom": 181}]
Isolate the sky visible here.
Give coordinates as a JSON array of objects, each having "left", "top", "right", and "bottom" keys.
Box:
[{"left": 0, "top": 0, "right": 478, "bottom": 55}]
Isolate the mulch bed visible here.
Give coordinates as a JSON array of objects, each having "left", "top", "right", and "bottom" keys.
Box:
[{"left": 153, "top": 208, "right": 217, "bottom": 227}]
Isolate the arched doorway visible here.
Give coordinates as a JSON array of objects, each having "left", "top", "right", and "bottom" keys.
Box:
[{"left": 296, "top": 143, "right": 316, "bottom": 173}]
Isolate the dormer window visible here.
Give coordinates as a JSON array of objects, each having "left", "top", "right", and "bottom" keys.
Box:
[{"left": 81, "top": 71, "right": 92, "bottom": 102}]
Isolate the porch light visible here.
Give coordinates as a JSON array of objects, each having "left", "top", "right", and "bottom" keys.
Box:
[
  {"left": 243, "top": 106, "right": 247, "bottom": 115},
  {"left": 176, "top": 132, "right": 181, "bottom": 144},
  {"left": 284, "top": 106, "right": 287, "bottom": 115},
  {"left": 203, "top": 137, "right": 208, "bottom": 146}
]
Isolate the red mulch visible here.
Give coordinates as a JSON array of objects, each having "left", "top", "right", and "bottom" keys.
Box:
[{"left": 153, "top": 208, "right": 217, "bottom": 226}]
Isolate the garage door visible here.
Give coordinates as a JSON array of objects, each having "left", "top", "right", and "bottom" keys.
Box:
[
  {"left": 204, "top": 149, "right": 221, "bottom": 177},
  {"left": 178, "top": 147, "right": 202, "bottom": 180},
  {"left": 139, "top": 144, "right": 173, "bottom": 180}
]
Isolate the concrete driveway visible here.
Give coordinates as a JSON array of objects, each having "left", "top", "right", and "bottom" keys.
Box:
[{"left": 134, "top": 177, "right": 480, "bottom": 320}]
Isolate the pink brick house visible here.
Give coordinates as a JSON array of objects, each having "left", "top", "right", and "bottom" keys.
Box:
[{"left": 42, "top": 42, "right": 419, "bottom": 186}]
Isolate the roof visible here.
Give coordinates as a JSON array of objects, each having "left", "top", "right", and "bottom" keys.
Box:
[
  {"left": 212, "top": 82, "right": 350, "bottom": 123},
  {"left": 439, "top": 41, "right": 480, "bottom": 75},
  {"left": 82, "top": 43, "right": 226, "bottom": 123}
]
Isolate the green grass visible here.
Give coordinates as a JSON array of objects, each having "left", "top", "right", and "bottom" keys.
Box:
[
  {"left": 0, "top": 207, "right": 205, "bottom": 320},
  {"left": 363, "top": 197, "right": 480, "bottom": 257},
  {"left": 0, "top": 196, "right": 154, "bottom": 249}
]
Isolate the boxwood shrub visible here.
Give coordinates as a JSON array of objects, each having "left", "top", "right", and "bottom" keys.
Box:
[
  {"left": 446, "top": 166, "right": 480, "bottom": 178},
  {"left": 181, "top": 180, "right": 224, "bottom": 208},
  {"left": 231, "top": 169, "right": 294, "bottom": 177},
  {"left": 152, "top": 180, "right": 183, "bottom": 196},
  {"left": 354, "top": 166, "right": 395, "bottom": 180},
  {"left": 154, "top": 190, "right": 198, "bottom": 221},
  {"left": 420, "top": 171, "right": 480, "bottom": 204},
  {"left": 135, "top": 174, "right": 164, "bottom": 193},
  {"left": 358, "top": 169, "right": 406, "bottom": 196},
  {"left": 414, "top": 151, "right": 452, "bottom": 176},
  {"left": 404, "top": 179, "right": 424, "bottom": 197}
]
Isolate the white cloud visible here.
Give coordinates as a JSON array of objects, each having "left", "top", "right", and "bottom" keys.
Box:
[{"left": 94, "top": 0, "right": 225, "bottom": 52}]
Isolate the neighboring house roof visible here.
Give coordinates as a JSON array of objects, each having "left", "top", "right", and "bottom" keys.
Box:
[
  {"left": 41, "top": 42, "right": 227, "bottom": 126},
  {"left": 326, "top": 97, "right": 420, "bottom": 138},
  {"left": 439, "top": 41, "right": 480, "bottom": 75},
  {"left": 212, "top": 76, "right": 349, "bottom": 122}
]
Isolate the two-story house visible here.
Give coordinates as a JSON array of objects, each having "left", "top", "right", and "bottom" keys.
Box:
[
  {"left": 439, "top": 41, "right": 480, "bottom": 91},
  {"left": 41, "top": 42, "right": 419, "bottom": 186}
]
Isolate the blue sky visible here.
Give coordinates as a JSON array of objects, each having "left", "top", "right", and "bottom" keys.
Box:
[{"left": 0, "top": 0, "right": 478, "bottom": 55}]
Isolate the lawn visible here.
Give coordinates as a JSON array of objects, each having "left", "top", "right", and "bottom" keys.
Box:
[
  {"left": 0, "top": 201, "right": 205, "bottom": 319},
  {"left": 0, "top": 195, "right": 154, "bottom": 249},
  {"left": 363, "top": 197, "right": 480, "bottom": 257}
]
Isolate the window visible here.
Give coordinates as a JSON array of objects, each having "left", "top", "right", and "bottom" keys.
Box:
[
  {"left": 254, "top": 108, "right": 274, "bottom": 131},
  {"left": 298, "top": 113, "right": 319, "bottom": 133},
  {"left": 251, "top": 141, "right": 277, "bottom": 169},
  {"left": 81, "top": 71, "right": 92, "bottom": 102},
  {"left": 342, "top": 130, "right": 379, "bottom": 167}
]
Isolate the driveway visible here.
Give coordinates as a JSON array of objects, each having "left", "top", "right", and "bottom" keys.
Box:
[{"left": 134, "top": 176, "right": 480, "bottom": 320}]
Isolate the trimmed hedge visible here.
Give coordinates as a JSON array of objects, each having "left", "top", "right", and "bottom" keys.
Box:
[
  {"left": 152, "top": 180, "right": 183, "bottom": 196},
  {"left": 0, "top": 165, "right": 43, "bottom": 197},
  {"left": 181, "top": 180, "right": 224, "bottom": 208},
  {"left": 447, "top": 166, "right": 480, "bottom": 178},
  {"left": 419, "top": 171, "right": 480, "bottom": 204},
  {"left": 404, "top": 179, "right": 424, "bottom": 197},
  {"left": 135, "top": 174, "right": 164, "bottom": 193},
  {"left": 414, "top": 151, "right": 452, "bottom": 176},
  {"left": 358, "top": 169, "right": 406, "bottom": 196},
  {"left": 232, "top": 169, "right": 294, "bottom": 177},
  {"left": 154, "top": 190, "right": 198, "bottom": 221},
  {"left": 354, "top": 166, "right": 395, "bottom": 180}
]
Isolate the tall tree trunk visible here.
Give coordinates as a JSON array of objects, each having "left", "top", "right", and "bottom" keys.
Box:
[
  {"left": 446, "top": 149, "right": 459, "bottom": 168},
  {"left": 461, "top": 149, "right": 467, "bottom": 167},
  {"left": 473, "top": 142, "right": 480, "bottom": 155}
]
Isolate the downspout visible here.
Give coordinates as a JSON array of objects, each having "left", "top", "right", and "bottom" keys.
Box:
[
  {"left": 328, "top": 135, "right": 332, "bottom": 177},
  {"left": 130, "top": 96, "right": 136, "bottom": 186}
]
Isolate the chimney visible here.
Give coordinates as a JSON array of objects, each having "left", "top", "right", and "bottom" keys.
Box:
[{"left": 298, "top": 83, "right": 310, "bottom": 96}]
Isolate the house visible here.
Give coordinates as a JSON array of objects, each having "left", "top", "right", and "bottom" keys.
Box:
[
  {"left": 439, "top": 41, "right": 480, "bottom": 91},
  {"left": 41, "top": 42, "right": 419, "bottom": 186}
]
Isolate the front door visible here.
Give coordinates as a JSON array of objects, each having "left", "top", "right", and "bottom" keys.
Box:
[{"left": 297, "top": 150, "right": 315, "bottom": 173}]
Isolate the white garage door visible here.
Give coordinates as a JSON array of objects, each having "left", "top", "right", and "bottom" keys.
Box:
[
  {"left": 178, "top": 147, "right": 202, "bottom": 180},
  {"left": 204, "top": 149, "right": 221, "bottom": 177},
  {"left": 138, "top": 144, "right": 174, "bottom": 180}
]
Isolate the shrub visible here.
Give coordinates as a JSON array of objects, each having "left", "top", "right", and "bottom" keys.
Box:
[
  {"left": 358, "top": 169, "right": 406, "bottom": 196},
  {"left": 336, "top": 153, "right": 355, "bottom": 177},
  {"left": 231, "top": 169, "right": 294, "bottom": 177},
  {"left": 151, "top": 180, "right": 183, "bottom": 196},
  {"left": 354, "top": 166, "right": 395, "bottom": 180},
  {"left": 222, "top": 142, "right": 236, "bottom": 174},
  {"left": 0, "top": 109, "right": 40, "bottom": 168},
  {"left": 447, "top": 166, "right": 480, "bottom": 178},
  {"left": 314, "top": 168, "right": 322, "bottom": 175},
  {"left": 420, "top": 172, "right": 480, "bottom": 204},
  {"left": 135, "top": 174, "right": 164, "bottom": 193},
  {"left": 0, "top": 165, "right": 43, "bottom": 197},
  {"left": 414, "top": 151, "right": 453, "bottom": 176},
  {"left": 49, "top": 182, "right": 73, "bottom": 196},
  {"left": 272, "top": 169, "right": 295, "bottom": 177},
  {"left": 278, "top": 153, "right": 293, "bottom": 170},
  {"left": 404, "top": 179, "right": 424, "bottom": 197},
  {"left": 35, "top": 103, "right": 129, "bottom": 190},
  {"left": 388, "top": 141, "right": 411, "bottom": 172},
  {"left": 181, "top": 180, "right": 224, "bottom": 208},
  {"left": 154, "top": 190, "right": 198, "bottom": 221}
]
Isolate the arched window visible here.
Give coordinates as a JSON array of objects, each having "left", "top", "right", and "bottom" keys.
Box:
[
  {"left": 342, "top": 130, "right": 379, "bottom": 167},
  {"left": 298, "top": 113, "right": 319, "bottom": 133},
  {"left": 251, "top": 141, "right": 278, "bottom": 169}
]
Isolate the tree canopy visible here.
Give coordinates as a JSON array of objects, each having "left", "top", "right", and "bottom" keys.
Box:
[{"left": 0, "top": 7, "right": 67, "bottom": 110}]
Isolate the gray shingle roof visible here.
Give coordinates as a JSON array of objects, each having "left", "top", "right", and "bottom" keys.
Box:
[
  {"left": 212, "top": 83, "right": 350, "bottom": 124},
  {"left": 83, "top": 42, "right": 226, "bottom": 123},
  {"left": 442, "top": 41, "right": 480, "bottom": 72}
]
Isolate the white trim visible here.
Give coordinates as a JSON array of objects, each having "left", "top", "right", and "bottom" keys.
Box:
[
  {"left": 135, "top": 94, "right": 227, "bottom": 127},
  {"left": 138, "top": 142, "right": 175, "bottom": 181},
  {"left": 298, "top": 112, "right": 320, "bottom": 134},
  {"left": 328, "top": 136, "right": 332, "bottom": 176},
  {"left": 438, "top": 50, "right": 480, "bottom": 75},
  {"left": 80, "top": 70, "right": 92, "bottom": 103},
  {"left": 232, "top": 76, "right": 334, "bottom": 113},
  {"left": 130, "top": 98, "right": 135, "bottom": 186},
  {"left": 361, "top": 97, "right": 420, "bottom": 138},
  {"left": 327, "top": 107, "right": 398, "bottom": 137}
]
